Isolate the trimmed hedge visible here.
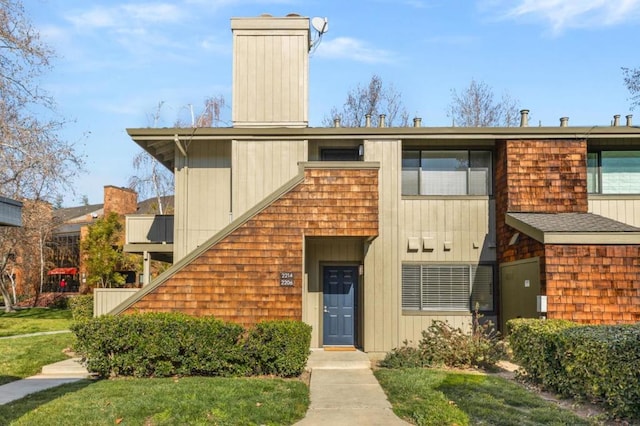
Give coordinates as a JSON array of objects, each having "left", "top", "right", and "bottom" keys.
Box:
[
  {"left": 246, "top": 320, "right": 312, "bottom": 377},
  {"left": 71, "top": 313, "right": 311, "bottom": 379},
  {"left": 68, "top": 295, "right": 94, "bottom": 321},
  {"left": 508, "top": 318, "right": 640, "bottom": 419}
]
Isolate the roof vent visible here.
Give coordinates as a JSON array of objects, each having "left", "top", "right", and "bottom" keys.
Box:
[
  {"left": 613, "top": 114, "right": 621, "bottom": 126},
  {"left": 560, "top": 117, "right": 569, "bottom": 127},
  {"left": 413, "top": 117, "right": 422, "bottom": 127},
  {"left": 626, "top": 114, "right": 633, "bottom": 127},
  {"left": 519, "top": 109, "right": 529, "bottom": 127},
  {"left": 378, "top": 114, "right": 386, "bottom": 128}
]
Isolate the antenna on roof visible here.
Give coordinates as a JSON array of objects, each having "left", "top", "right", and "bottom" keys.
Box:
[{"left": 310, "top": 17, "right": 328, "bottom": 53}]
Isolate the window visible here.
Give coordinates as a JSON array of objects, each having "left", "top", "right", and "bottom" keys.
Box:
[
  {"left": 402, "top": 264, "right": 494, "bottom": 312},
  {"left": 321, "top": 148, "right": 361, "bottom": 161},
  {"left": 402, "top": 150, "right": 492, "bottom": 196},
  {"left": 588, "top": 151, "right": 640, "bottom": 194}
]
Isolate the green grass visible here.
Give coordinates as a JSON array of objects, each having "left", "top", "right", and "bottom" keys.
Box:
[
  {"left": 0, "top": 308, "right": 73, "bottom": 337},
  {"left": 375, "top": 368, "right": 595, "bottom": 426},
  {"left": 0, "top": 333, "right": 76, "bottom": 385},
  {"left": 0, "top": 376, "right": 309, "bottom": 426}
]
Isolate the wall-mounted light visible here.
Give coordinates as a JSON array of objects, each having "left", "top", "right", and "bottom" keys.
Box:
[
  {"left": 509, "top": 232, "right": 520, "bottom": 246},
  {"left": 358, "top": 144, "right": 364, "bottom": 157}
]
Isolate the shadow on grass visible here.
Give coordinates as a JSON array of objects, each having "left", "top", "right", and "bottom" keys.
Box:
[
  {"left": 0, "top": 308, "right": 71, "bottom": 320},
  {"left": 0, "top": 375, "right": 22, "bottom": 386},
  {"left": 0, "top": 380, "right": 94, "bottom": 425},
  {"left": 436, "top": 374, "right": 592, "bottom": 426}
]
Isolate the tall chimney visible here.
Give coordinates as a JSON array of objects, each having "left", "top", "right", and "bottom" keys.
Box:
[
  {"left": 378, "top": 114, "right": 386, "bottom": 128},
  {"left": 520, "top": 110, "right": 529, "bottom": 127},
  {"left": 231, "top": 15, "right": 310, "bottom": 128},
  {"left": 627, "top": 114, "right": 633, "bottom": 127}
]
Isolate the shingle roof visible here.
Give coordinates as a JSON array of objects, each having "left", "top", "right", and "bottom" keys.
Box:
[
  {"left": 137, "top": 196, "right": 174, "bottom": 214},
  {"left": 53, "top": 204, "right": 103, "bottom": 222},
  {"left": 507, "top": 212, "right": 640, "bottom": 233}
]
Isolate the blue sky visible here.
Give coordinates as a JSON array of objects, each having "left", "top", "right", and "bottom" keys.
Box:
[{"left": 26, "top": 0, "right": 640, "bottom": 206}]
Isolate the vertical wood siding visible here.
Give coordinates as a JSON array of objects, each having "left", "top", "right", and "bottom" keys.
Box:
[
  {"left": 232, "top": 140, "right": 307, "bottom": 218},
  {"left": 94, "top": 288, "right": 139, "bottom": 317},
  {"left": 174, "top": 141, "right": 231, "bottom": 260},
  {"left": 233, "top": 30, "right": 308, "bottom": 125},
  {"left": 363, "top": 140, "right": 493, "bottom": 353},
  {"left": 589, "top": 197, "right": 640, "bottom": 227}
]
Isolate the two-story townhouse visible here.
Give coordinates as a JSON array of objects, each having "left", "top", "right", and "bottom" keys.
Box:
[{"left": 109, "top": 14, "right": 640, "bottom": 355}]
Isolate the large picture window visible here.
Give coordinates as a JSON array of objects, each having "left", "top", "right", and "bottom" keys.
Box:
[
  {"left": 402, "top": 150, "right": 492, "bottom": 196},
  {"left": 402, "top": 264, "right": 494, "bottom": 312},
  {"left": 588, "top": 151, "right": 640, "bottom": 194}
]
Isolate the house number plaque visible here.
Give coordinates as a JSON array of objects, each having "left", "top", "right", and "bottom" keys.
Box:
[{"left": 280, "top": 272, "right": 294, "bottom": 286}]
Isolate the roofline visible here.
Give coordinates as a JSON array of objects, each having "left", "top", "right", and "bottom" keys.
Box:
[
  {"left": 505, "top": 214, "right": 640, "bottom": 245},
  {"left": 127, "top": 125, "right": 640, "bottom": 141}
]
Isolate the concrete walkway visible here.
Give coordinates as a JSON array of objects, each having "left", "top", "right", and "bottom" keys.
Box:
[
  {"left": 0, "top": 358, "right": 91, "bottom": 405},
  {"left": 295, "top": 349, "right": 410, "bottom": 425}
]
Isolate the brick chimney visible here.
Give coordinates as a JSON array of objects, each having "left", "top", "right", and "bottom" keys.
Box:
[
  {"left": 103, "top": 186, "right": 137, "bottom": 216},
  {"left": 231, "top": 14, "right": 310, "bottom": 128}
]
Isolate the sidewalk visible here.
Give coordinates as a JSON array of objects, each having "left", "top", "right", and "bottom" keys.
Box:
[
  {"left": 0, "top": 358, "right": 91, "bottom": 405},
  {"left": 295, "top": 349, "right": 410, "bottom": 425}
]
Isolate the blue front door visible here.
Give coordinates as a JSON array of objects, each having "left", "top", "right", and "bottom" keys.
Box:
[{"left": 323, "top": 266, "right": 357, "bottom": 346}]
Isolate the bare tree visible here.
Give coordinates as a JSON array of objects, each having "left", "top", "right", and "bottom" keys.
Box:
[
  {"left": 0, "top": 200, "right": 56, "bottom": 310},
  {"left": 448, "top": 79, "right": 520, "bottom": 127},
  {"left": 622, "top": 67, "right": 640, "bottom": 110},
  {"left": 323, "top": 74, "right": 410, "bottom": 127},
  {"left": 128, "top": 150, "right": 173, "bottom": 214},
  {"left": 0, "top": 0, "right": 84, "bottom": 201},
  {"left": 130, "top": 96, "right": 228, "bottom": 213},
  {"left": 0, "top": 0, "right": 84, "bottom": 311}
]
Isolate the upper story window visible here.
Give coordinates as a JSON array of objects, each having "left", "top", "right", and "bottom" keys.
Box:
[
  {"left": 588, "top": 151, "right": 640, "bottom": 194},
  {"left": 402, "top": 150, "right": 492, "bottom": 196}
]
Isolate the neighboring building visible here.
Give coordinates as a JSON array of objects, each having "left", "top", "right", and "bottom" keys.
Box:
[
  {"left": 49, "top": 186, "right": 138, "bottom": 290},
  {"left": 106, "top": 15, "right": 640, "bottom": 355},
  {"left": 0, "top": 196, "right": 23, "bottom": 227}
]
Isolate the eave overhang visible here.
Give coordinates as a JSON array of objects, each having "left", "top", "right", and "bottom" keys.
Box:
[
  {"left": 127, "top": 125, "right": 640, "bottom": 172},
  {"left": 505, "top": 212, "right": 640, "bottom": 245}
]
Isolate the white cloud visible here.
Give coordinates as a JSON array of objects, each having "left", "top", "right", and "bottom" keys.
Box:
[
  {"left": 487, "top": 0, "right": 640, "bottom": 33},
  {"left": 65, "top": 3, "right": 186, "bottom": 31},
  {"left": 314, "top": 37, "right": 398, "bottom": 64}
]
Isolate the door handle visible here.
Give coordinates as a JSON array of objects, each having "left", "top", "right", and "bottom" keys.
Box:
[{"left": 323, "top": 306, "right": 329, "bottom": 313}]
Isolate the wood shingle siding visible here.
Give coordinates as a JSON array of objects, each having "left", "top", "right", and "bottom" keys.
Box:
[{"left": 123, "top": 166, "right": 378, "bottom": 327}]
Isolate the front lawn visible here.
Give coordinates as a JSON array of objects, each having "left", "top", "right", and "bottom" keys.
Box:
[
  {"left": 375, "top": 368, "right": 595, "bottom": 426},
  {"left": 0, "top": 308, "right": 73, "bottom": 337},
  {"left": 0, "top": 333, "right": 76, "bottom": 385},
  {"left": 0, "top": 376, "right": 309, "bottom": 426}
]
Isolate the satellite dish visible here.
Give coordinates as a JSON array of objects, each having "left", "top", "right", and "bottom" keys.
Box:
[{"left": 311, "top": 17, "right": 328, "bottom": 34}]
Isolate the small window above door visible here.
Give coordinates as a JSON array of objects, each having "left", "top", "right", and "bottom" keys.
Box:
[{"left": 321, "top": 148, "right": 361, "bottom": 161}]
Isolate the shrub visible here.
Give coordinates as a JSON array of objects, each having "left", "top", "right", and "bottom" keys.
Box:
[
  {"left": 68, "top": 295, "right": 94, "bottom": 321},
  {"left": 71, "top": 313, "right": 248, "bottom": 378},
  {"left": 558, "top": 324, "right": 640, "bottom": 419},
  {"left": 508, "top": 319, "right": 640, "bottom": 420},
  {"left": 71, "top": 313, "right": 312, "bottom": 379},
  {"left": 508, "top": 318, "right": 578, "bottom": 389},
  {"left": 380, "top": 315, "right": 505, "bottom": 370},
  {"left": 245, "top": 320, "right": 312, "bottom": 377}
]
